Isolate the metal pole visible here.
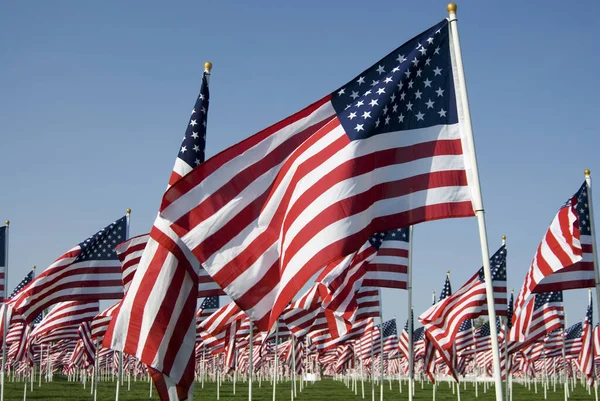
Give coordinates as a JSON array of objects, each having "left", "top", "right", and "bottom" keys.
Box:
[
  {"left": 273, "top": 322, "right": 279, "bottom": 401},
  {"left": 378, "top": 290, "right": 384, "bottom": 401},
  {"left": 407, "top": 226, "right": 414, "bottom": 401},
  {"left": 249, "top": 320, "right": 253, "bottom": 401},
  {"left": 0, "top": 221, "right": 9, "bottom": 401},
  {"left": 585, "top": 170, "right": 600, "bottom": 324},
  {"left": 447, "top": 4, "right": 503, "bottom": 401}
]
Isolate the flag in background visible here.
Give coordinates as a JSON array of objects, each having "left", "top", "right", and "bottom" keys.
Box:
[
  {"left": 159, "top": 18, "right": 475, "bottom": 332},
  {"left": 578, "top": 294, "right": 594, "bottom": 386},
  {"left": 11, "top": 217, "right": 127, "bottom": 323},
  {"left": 0, "top": 225, "right": 6, "bottom": 301},
  {"left": 105, "top": 69, "right": 211, "bottom": 401},
  {"left": 509, "top": 291, "right": 564, "bottom": 351},
  {"left": 514, "top": 182, "right": 593, "bottom": 320}
]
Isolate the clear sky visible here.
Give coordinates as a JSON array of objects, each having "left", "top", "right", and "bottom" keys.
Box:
[{"left": 1, "top": 0, "right": 599, "bottom": 331}]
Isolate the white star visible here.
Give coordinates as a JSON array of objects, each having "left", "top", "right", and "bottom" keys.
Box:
[
  {"left": 425, "top": 99, "right": 435, "bottom": 109},
  {"left": 423, "top": 78, "right": 432, "bottom": 88},
  {"left": 180, "top": 145, "right": 187, "bottom": 153},
  {"left": 375, "top": 119, "right": 380, "bottom": 127},
  {"left": 438, "top": 108, "right": 447, "bottom": 117},
  {"left": 348, "top": 112, "right": 357, "bottom": 120},
  {"left": 392, "top": 66, "right": 400, "bottom": 73},
  {"left": 408, "top": 80, "right": 414, "bottom": 89},
  {"left": 191, "top": 108, "right": 196, "bottom": 115},
  {"left": 356, "top": 100, "right": 364, "bottom": 107},
  {"left": 362, "top": 111, "right": 371, "bottom": 119},
  {"left": 383, "top": 105, "right": 389, "bottom": 114},
  {"left": 376, "top": 65, "right": 386, "bottom": 75},
  {"left": 195, "top": 159, "right": 201, "bottom": 165},
  {"left": 434, "top": 47, "right": 440, "bottom": 55},
  {"left": 427, "top": 37, "right": 434, "bottom": 44},
  {"left": 190, "top": 120, "right": 197, "bottom": 127},
  {"left": 406, "top": 102, "right": 413, "bottom": 111},
  {"left": 416, "top": 69, "right": 422, "bottom": 77},
  {"left": 376, "top": 88, "right": 386, "bottom": 95},
  {"left": 191, "top": 131, "right": 199, "bottom": 139},
  {"left": 397, "top": 82, "right": 404, "bottom": 91},
  {"left": 384, "top": 76, "right": 393, "bottom": 84},
  {"left": 433, "top": 67, "right": 442, "bottom": 76},
  {"left": 414, "top": 90, "right": 422, "bottom": 99},
  {"left": 354, "top": 124, "right": 364, "bottom": 132},
  {"left": 404, "top": 70, "right": 411, "bottom": 78},
  {"left": 392, "top": 104, "right": 398, "bottom": 113},
  {"left": 411, "top": 57, "right": 419, "bottom": 66},
  {"left": 350, "top": 91, "right": 359, "bottom": 100},
  {"left": 345, "top": 104, "right": 352, "bottom": 110},
  {"left": 385, "top": 116, "right": 391, "bottom": 125},
  {"left": 357, "top": 76, "right": 365, "bottom": 85},
  {"left": 371, "top": 80, "right": 379, "bottom": 87},
  {"left": 425, "top": 58, "right": 431, "bottom": 66},
  {"left": 398, "top": 114, "right": 405, "bottom": 123},
  {"left": 369, "top": 99, "right": 379, "bottom": 107},
  {"left": 416, "top": 111, "right": 425, "bottom": 121},
  {"left": 436, "top": 87, "right": 445, "bottom": 97},
  {"left": 400, "top": 92, "right": 406, "bottom": 100},
  {"left": 363, "top": 90, "right": 372, "bottom": 97},
  {"left": 390, "top": 93, "right": 396, "bottom": 102},
  {"left": 397, "top": 54, "right": 407, "bottom": 63},
  {"left": 337, "top": 88, "right": 346, "bottom": 96},
  {"left": 193, "top": 144, "right": 200, "bottom": 152},
  {"left": 419, "top": 47, "right": 427, "bottom": 55}
]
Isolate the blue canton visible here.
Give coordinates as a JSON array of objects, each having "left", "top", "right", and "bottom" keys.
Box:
[
  {"left": 381, "top": 319, "right": 398, "bottom": 338},
  {"left": 534, "top": 291, "right": 563, "bottom": 310},
  {"left": 403, "top": 309, "right": 414, "bottom": 333},
  {"left": 507, "top": 292, "right": 514, "bottom": 329},
  {"left": 413, "top": 326, "right": 425, "bottom": 342},
  {"left": 77, "top": 216, "right": 127, "bottom": 262},
  {"left": 574, "top": 182, "right": 591, "bottom": 236},
  {"left": 440, "top": 275, "right": 452, "bottom": 300},
  {"left": 458, "top": 319, "right": 472, "bottom": 333},
  {"left": 565, "top": 322, "right": 582, "bottom": 339},
  {"left": 368, "top": 227, "right": 409, "bottom": 249},
  {"left": 179, "top": 72, "right": 210, "bottom": 168},
  {"left": 476, "top": 317, "right": 502, "bottom": 338},
  {"left": 478, "top": 245, "right": 507, "bottom": 282},
  {"left": 331, "top": 19, "right": 457, "bottom": 141},
  {"left": 200, "top": 296, "right": 219, "bottom": 310},
  {"left": 585, "top": 297, "right": 593, "bottom": 324},
  {"left": 9, "top": 271, "right": 33, "bottom": 299}
]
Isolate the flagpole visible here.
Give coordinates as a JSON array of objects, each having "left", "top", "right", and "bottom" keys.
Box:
[
  {"left": 585, "top": 170, "right": 600, "bottom": 324},
  {"left": 272, "top": 321, "right": 279, "bottom": 401},
  {"left": 378, "top": 289, "right": 384, "bottom": 401},
  {"left": 249, "top": 320, "right": 253, "bottom": 401},
  {"left": 0, "top": 220, "right": 9, "bottom": 401},
  {"left": 125, "top": 208, "right": 131, "bottom": 240},
  {"left": 447, "top": 4, "right": 503, "bottom": 401},
  {"left": 502, "top": 236, "right": 509, "bottom": 401},
  {"left": 407, "top": 226, "right": 414, "bottom": 401}
]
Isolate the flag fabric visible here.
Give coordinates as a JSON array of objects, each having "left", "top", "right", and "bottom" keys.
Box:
[
  {"left": 420, "top": 245, "right": 507, "bottom": 351},
  {"left": 116, "top": 234, "right": 149, "bottom": 293},
  {"left": 196, "top": 296, "right": 220, "bottom": 342},
  {"left": 381, "top": 318, "right": 399, "bottom": 357},
  {"left": 0, "top": 226, "right": 6, "bottom": 301},
  {"left": 91, "top": 302, "right": 120, "bottom": 343},
  {"left": 362, "top": 228, "right": 410, "bottom": 289},
  {"left": 514, "top": 182, "right": 593, "bottom": 319},
  {"left": 564, "top": 322, "right": 583, "bottom": 356},
  {"left": 509, "top": 291, "right": 564, "bottom": 351},
  {"left": 30, "top": 300, "right": 99, "bottom": 344},
  {"left": 105, "top": 70, "right": 212, "bottom": 401},
  {"left": 398, "top": 311, "right": 413, "bottom": 361},
  {"left": 158, "top": 19, "right": 475, "bottom": 332},
  {"left": 11, "top": 217, "right": 127, "bottom": 323},
  {"left": 455, "top": 319, "right": 474, "bottom": 352},
  {"left": 578, "top": 296, "right": 594, "bottom": 386}
]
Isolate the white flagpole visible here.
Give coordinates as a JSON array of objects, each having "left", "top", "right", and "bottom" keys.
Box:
[
  {"left": 0, "top": 220, "right": 9, "bottom": 401},
  {"left": 38, "top": 344, "right": 43, "bottom": 388},
  {"left": 407, "top": 226, "right": 414, "bottom": 401},
  {"left": 447, "top": 4, "right": 503, "bottom": 401},
  {"left": 94, "top": 340, "right": 99, "bottom": 401},
  {"left": 585, "top": 170, "right": 600, "bottom": 324},
  {"left": 378, "top": 290, "right": 384, "bottom": 401},
  {"left": 273, "top": 322, "right": 279, "bottom": 401},
  {"left": 249, "top": 320, "right": 254, "bottom": 401}
]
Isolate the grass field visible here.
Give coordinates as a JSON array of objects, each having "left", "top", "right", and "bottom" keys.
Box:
[{"left": 2, "top": 376, "right": 595, "bottom": 401}]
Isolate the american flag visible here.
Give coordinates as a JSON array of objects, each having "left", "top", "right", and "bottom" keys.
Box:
[
  {"left": 578, "top": 295, "right": 594, "bottom": 386},
  {"left": 380, "top": 318, "right": 399, "bottom": 357},
  {"left": 454, "top": 319, "right": 474, "bottom": 352},
  {"left": 91, "top": 302, "right": 119, "bottom": 343},
  {"left": 509, "top": 291, "right": 564, "bottom": 352},
  {"left": 563, "top": 322, "right": 582, "bottom": 356},
  {"left": 115, "top": 234, "right": 149, "bottom": 293},
  {"left": 514, "top": 182, "right": 593, "bottom": 322},
  {"left": 398, "top": 310, "right": 413, "bottom": 361},
  {"left": 0, "top": 225, "right": 6, "bottom": 301},
  {"left": 11, "top": 217, "right": 127, "bottom": 323},
  {"left": 30, "top": 300, "right": 99, "bottom": 344},
  {"left": 159, "top": 19, "right": 474, "bottom": 333},
  {"left": 106, "top": 69, "right": 213, "bottom": 400},
  {"left": 363, "top": 228, "right": 410, "bottom": 289},
  {"left": 196, "top": 296, "right": 219, "bottom": 342},
  {"left": 77, "top": 321, "right": 95, "bottom": 366},
  {"left": 420, "top": 245, "right": 507, "bottom": 351}
]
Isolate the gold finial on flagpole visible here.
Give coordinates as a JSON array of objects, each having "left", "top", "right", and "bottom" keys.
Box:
[
  {"left": 511, "top": 289, "right": 514, "bottom": 294},
  {"left": 4, "top": 220, "right": 9, "bottom": 226},
  {"left": 32, "top": 266, "right": 36, "bottom": 270},
  {"left": 447, "top": 270, "right": 450, "bottom": 276},
  {"left": 447, "top": 3, "right": 457, "bottom": 13},
  {"left": 585, "top": 169, "right": 591, "bottom": 176},
  {"left": 502, "top": 235, "right": 506, "bottom": 241},
  {"left": 204, "top": 62, "right": 213, "bottom": 72},
  {"left": 126, "top": 208, "right": 131, "bottom": 215}
]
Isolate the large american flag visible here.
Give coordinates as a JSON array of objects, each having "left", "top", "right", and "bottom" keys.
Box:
[
  {"left": 420, "top": 245, "right": 507, "bottom": 351},
  {"left": 11, "top": 217, "right": 126, "bottom": 323},
  {"left": 578, "top": 296, "right": 594, "bottom": 386},
  {"left": 514, "top": 182, "right": 593, "bottom": 320},
  {"left": 0, "top": 226, "right": 6, "bottom": 301},
  {"left": 105, "top": 69, "right": 212, "bottom": 400},
  {"left": 158, "top": 19, "right": 474, "bottom": 333}
]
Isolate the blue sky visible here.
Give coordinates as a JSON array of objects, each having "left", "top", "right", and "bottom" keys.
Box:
[{"left": 1, "top": 0, "right": 599, "bottom": 330}]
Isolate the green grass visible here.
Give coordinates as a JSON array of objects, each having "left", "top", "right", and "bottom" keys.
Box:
[{"left": 1, "top": 376, "right": 596, "bottom": 401}]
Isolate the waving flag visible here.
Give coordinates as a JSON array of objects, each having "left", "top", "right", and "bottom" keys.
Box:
[
  {"left": 30, "top": 300, "right": 99, "bottom": 344},
  {"left": 11, "top": 217, "right": 127, "bottom": 323},
  {"left": 420, "top": 245, "right": 507, "bottom": 351},
  {"left": 158, "top": 19, "right": 475, "bottom": 332},
  {"left": 106, "top": 68, "right": 213, "bottom": 401},
  {"left": 514, "top": 182, "right": 593, "bottom": 318},
  {"left": 381, "top": 318, "right": 399, "bottom": 357},
  {"left": 578, "top": 295, "right": 594, "bottom": 386}
]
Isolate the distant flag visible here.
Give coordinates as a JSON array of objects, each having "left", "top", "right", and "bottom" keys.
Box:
[
  {"left": 454, "top": 319, "right": 474, "bottom": 352},
  {"left": 578, "top": 293, "right": 594, "bottom": 386},
  {"left": 381, "top": 318, "right": 399, "bottom": 357},
  {"left": 564, "top": 322, "right": 583, "bottom": 356},
  {"left": 420, "top": 245, "right": 507, "bottom": 351},
  {"left": 398, "top": 310, "right": 413, "bottom": 361},
  {"left": 29, "top": 300, "right": 99, "bottom": 344},
  {"left": 514, "top": 182, "right": 593, "bottom": 319},
  {"left": 158, "top": 18, "right": 476, "bottom": 333},
  {"left": 196, "top": 296, "right": 219, "bottom": 342},
  {"left": 11, "top": 217, "right": 127, "bottom": 323},
  {"left": 105, "top": 65, "right": 213, "bottom": 400}
]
